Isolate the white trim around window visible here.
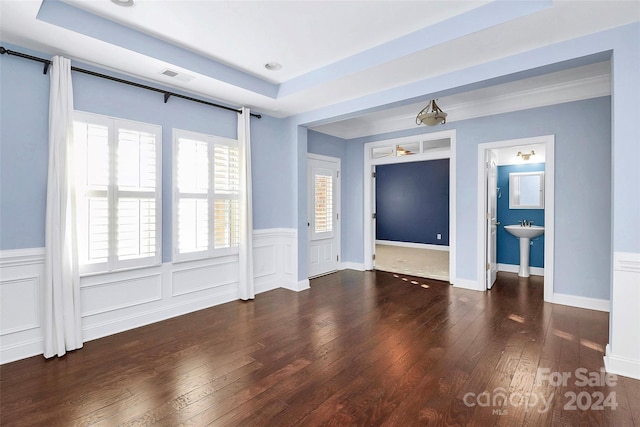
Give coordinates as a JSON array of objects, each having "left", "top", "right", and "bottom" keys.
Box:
[
  {"left": 74, "top": 111, "right": 162, "bottom": 275},
  {"left": 172, "top": 128, "right": 240, "bottom": 263}
]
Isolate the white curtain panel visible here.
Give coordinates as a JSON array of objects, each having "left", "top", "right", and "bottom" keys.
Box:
[
  {"left": 43, "top": 56, "right": 82, "bottom": 358},
  {"left": 238, "top": 107, "right": 255, "bottom": 300}
]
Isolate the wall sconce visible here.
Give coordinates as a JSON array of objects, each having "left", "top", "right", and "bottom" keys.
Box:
[
  {"left": 416, "top": 99, "right": 447, "bottom": 126},
  {"left": 517, "top": 150, "right": 535, "bottom": 161}
]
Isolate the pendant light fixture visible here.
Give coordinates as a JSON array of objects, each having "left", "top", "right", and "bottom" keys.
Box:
[{"left": 416, "top": 99, "right": 448, "bottom": 126}]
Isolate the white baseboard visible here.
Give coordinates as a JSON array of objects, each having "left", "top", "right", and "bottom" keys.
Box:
[
  {"left": 376, "top": 240, "right": 449, "bottom": 251},
  {"left": 254, "top": 279, "right": 282, "bottom": 295},
  {"left": 498, "top": 263, "right": 544, "bottom": 276},
  {"left": 0, "top": 337, "right": 43, "bottom": 365},
  {"left": 82, "top": 287, "right": 239, "bottom": 343},
  {"left": 452, "top": 277, "right": 482, "bottom": 291},
  {"left": 604, "top": 344, "right": 640, "bottom": 380},
  {"left": 553, "top": 292, "right": 610, "bottom": 312},
  {"left": 341, "top": 262, "right": 365, "bottom": 271},
  {"left": 281, "top": 279, "right": 310, "bottom": 292}
]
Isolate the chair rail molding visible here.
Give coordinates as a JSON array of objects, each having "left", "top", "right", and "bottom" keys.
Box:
[{"left": 0, "top": 228, "right": 298, "bottom": 364}]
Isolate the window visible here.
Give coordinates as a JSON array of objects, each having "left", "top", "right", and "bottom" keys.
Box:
[
  {"left": 74, "top": 112, "right": 162, "bottom": 274},
  {"left": 314, "top": 175, "right": 333, "bottom": 234},
  {"left": 173, "top": 129, "right": 239, "bottom": 261}
]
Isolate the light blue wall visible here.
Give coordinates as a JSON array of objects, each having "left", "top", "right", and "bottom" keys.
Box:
[
  {"left": 306, "top": 130, "right": 366, "bottom": 265},
  {"left": 308, "top": 130, "right": 346, "bottom": 159},
  {"left": 610, "top": 27, "right": 640, "bottom": 254},
  {"left": 251, "top": 114, "right": 295, "bottom": 230},
  {"left": 296, "top": 125, "right": 308, "bottom": 278},
  {"left": 458, "top": 98, "right": 611, "bottom": 301},
  {"left": 72, "top": 62, "right": 236, "bottom": 264},
  {"left": 307, "top": 131, "right": 347, "bottom": 258},
  {"left": 0, "top": 43, "right": 293, "bottom": 260},
  {"left": 343, "top": 141, "right": 365, "bottom": 264},
  {"left": 294, "top": 24, "right": 638, "bottom": 266},
  {"left": 0, "top": 52, "right": 49, "bottom": 249},
  {"left": 341, "top": 97, "right": 612, "bottom": 300}
]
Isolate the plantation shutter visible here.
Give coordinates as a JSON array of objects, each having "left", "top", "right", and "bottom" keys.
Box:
[
  {"left": 173, "top": 130, "right": 240, "bottom": 261},
  {"left": 176, "top": 137, "right": 209, "bottom": 256},
  {"left": 116, "top": 127, "right": 158, "bottom": 263},
  {"left": 74, "top": 112, "right": 161, "bottom": 274},
  {"left": 314, "top": 174, "right": 333, "bottom": 234},
  {"left": 74, "top": 120, "right": 110, "bottom": 270},
  {"left": 213, "top": 143, "right": 240, "bottom": 249}
]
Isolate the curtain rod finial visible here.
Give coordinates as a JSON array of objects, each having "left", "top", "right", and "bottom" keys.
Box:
[{"left": 0, "top": 47, "right": 7, "bottom": 55}]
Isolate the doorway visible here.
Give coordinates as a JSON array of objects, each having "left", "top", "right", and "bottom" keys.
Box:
[
  {"left": 478, "top": 135, "right": 555, "bottom": 302},
  {"left": 307, "top": 154, "right": 341, "bottom": 278},
  {"left": 364, "top": 130, "right": 456, "bottom": 284},
  {"left": 374, "top": 159, "right": 450, "bottom": 281}
]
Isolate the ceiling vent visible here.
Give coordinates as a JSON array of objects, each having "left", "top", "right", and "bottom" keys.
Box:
[{"left": 160, "top": 69, "right": 194, "bottom": 82}]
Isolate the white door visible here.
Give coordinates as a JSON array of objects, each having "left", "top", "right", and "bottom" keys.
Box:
[
  {"left": 486, "top": 150, "right": 499, "bottom": 289},
  {"left": 371, "top": 165, "right": 377, "bottom": 269},
  {"left": 308, "top": 155, "right": 340, "bottom": 278}
]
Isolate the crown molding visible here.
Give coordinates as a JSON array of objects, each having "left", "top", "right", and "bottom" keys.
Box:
[{"left": 314, "top": 73, "right": 610, "bottom": 140}]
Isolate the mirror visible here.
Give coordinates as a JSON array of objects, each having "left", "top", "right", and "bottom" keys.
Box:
[{"left": 509, "top": 171, "right": 544, "bottom": 209}]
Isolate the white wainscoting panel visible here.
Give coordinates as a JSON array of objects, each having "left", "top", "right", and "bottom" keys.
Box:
[
  {"left": 253, "top": 230, "right": 280, "bottom": 294},
  {"left": 254, "top": 245, "right": 277, "bottom": 278},
  {"left": 283, "top": 240, "right": 296, "bottom": 278},
  {"left": 1, "top": 277, "right": 40, "bottom": 335},
  {"left": 254, "top": 228, "right": 298, "bottom": 293},
  {"left": 0, "top": 248, "right": 45, "bottom": 363},
  {"left": 172, "top": 257, "right": 238, "bottom": 297},
  {"left": 0, "top": 228, "right": 298, "bottom": 364},
  {"left": 81, "top": 273, "right": 162, "bottom": 316},
  {"left": 605, "top": 252, "right": 640, "bottom": 380}
]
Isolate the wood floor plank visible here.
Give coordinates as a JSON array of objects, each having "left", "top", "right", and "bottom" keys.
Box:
[{"left": 1, "top": 270, "right": 637, "bottom": 427}]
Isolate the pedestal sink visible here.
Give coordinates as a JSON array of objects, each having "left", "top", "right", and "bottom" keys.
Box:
[{"left": 504, "top": 225, "right": 544, "bottom": 277}]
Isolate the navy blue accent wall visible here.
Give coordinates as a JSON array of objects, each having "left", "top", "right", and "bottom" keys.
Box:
[
  {"left": 497, "top": 163, "right": 545, "bottom": 267},
  {"left": 376, "top": 159, "right": 449, "bottom": 245}
]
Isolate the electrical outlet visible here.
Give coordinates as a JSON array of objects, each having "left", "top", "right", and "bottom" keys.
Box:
[{"left": 437, "top": 233, "right": 442, "bottom": 240}]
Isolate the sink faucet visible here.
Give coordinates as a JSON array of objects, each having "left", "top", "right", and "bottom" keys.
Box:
[{"left": 519, "top": 219, "right": 534, "bottom": 227}]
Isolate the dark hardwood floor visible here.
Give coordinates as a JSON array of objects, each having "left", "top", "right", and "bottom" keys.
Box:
[{"left": 1, "top": 270, "right": 639, "bottom": 426}]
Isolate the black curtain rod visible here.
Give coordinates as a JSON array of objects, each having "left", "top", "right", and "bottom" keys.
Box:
[{"left": 0, "top": 46, "right": 261, "bottom": 119}]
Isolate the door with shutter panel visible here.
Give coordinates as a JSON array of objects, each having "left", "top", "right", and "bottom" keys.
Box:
[{"left": 307, "top": 155, "right": 340, "bottom": 278}]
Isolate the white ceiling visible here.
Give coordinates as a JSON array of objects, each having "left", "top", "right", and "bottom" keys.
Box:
[
  {"left": 1, "top": 1, "right": 638, "bottom": 135},
  {"left": 63, "top": 0, "right": 489, "bottom": 84}
]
